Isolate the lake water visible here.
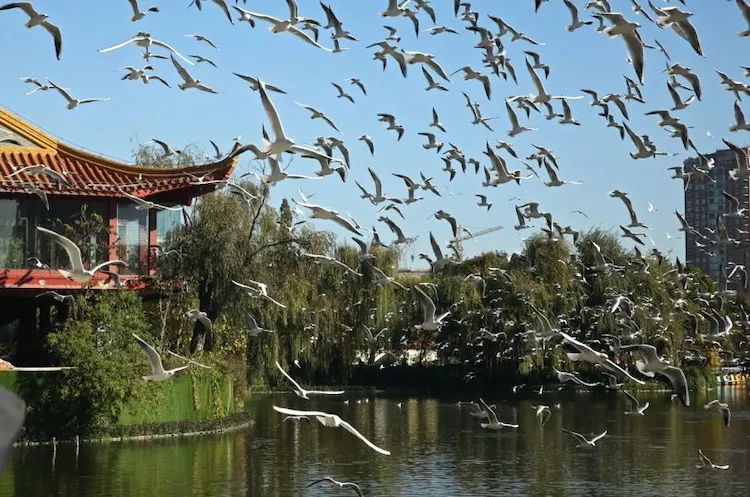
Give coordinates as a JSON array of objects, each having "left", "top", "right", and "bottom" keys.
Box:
[{"left": 2, "top": 388, "right": 749, "bottom": 496}]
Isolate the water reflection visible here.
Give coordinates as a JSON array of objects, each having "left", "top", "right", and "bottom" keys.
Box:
[{"left": 2, "top": 388, "right": 749, "bottom": 496}]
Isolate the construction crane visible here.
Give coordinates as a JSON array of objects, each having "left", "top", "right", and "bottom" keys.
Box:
[{"left": 451, "top": 224, "right": 504, "bottom": 261}]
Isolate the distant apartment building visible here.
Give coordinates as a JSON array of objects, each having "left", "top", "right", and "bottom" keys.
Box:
[{"left": 684, "top": 146, "right": 750, "bottom": 281}]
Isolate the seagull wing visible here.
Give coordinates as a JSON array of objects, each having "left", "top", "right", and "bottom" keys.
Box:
[
  {"left": 338, "top": 419, "right": 391, "bottom": 455},
  {"left": 152, "top": 38, "right": 194, "bottom": 65},
  {"left": 662, "top": 366, "right": 690, "bottom": 407},
  {"left": 41, "top": 20, "right": 63, "bottom": 60},
  {"left": 132, "top": 333, "right": 165, "bottom": 375},
  {"left": 46, "top": 79, "right": 75, "bottom": 105},
  {"left": 330, "top": 214, "right": 363, "bottom": 236},
  {"left": 561, "top": 428, "right": 587, "bottom": 444},
  {"left": 288, "top": 24, "right": 332, "bottom": 51},
  {"left": 415, "top": 285, "right": 436, "bottom": 323},
  {"left": 621, "top": 344, "right": 660, "bottom": 365},
  {"left": 479, "top": 397, "right": 500, "bottom": 424},
  {"left": 368, "top": 167, "right": 383, "bottom": 196},
  {"left": 272, "top": 405, "right": 326, "bottom": 417},
  {"left": 429, "top": 232, "right": 444, "bottom": 260},
  {"left": 590, "top": 430, "right": 608, "bottom": 444},
  {"left": 98, "top": 36, "right": 139, "bottom": 53},
  {"left": 623, "top": 390, "right": 639, "bottom": 409},
  {"left": 260, "top": 81, "right": 287, "bottom": 141},
  {"left": 622, "top": 32, "right": 645, "bottom": 84},
  {"left": 36, "top": 226, "right": 85, "bottom": 273},
  {"left": 170, "top": 54, "right": 195, "bottom": 84},
  {"left": 275, "top": 361, "right": 306, "bottom": 393}
]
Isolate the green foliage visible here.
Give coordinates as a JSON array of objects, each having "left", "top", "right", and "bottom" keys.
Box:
[
  {"left": 18, "top": 291, "right": 157, "bottom": 438},
  {"left": 132, "top": 142, "right": 206, "bottom": 168},
  {"left": 51, "top": 203, "right": 108, "bottom": 267}
]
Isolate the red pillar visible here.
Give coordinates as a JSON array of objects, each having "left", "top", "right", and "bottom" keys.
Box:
[
  {"left": 108, "top": 199, "right": 118, "bottom": 271},
  {"left": 148, "top": 209, "right": 157, "bottom": 276}
]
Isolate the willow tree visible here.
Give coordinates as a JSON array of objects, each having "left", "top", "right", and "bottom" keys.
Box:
[{"left": 132, "top": 142, "right": 207, "bottom": 168}]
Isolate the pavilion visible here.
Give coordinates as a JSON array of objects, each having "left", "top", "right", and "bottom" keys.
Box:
[{"left": 0, "top": 107, "right": 237, "bottom": 365}]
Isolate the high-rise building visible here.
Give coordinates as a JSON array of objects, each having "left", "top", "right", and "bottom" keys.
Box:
[{"left": 684, "top": 146, "right": 750, "bottom": 281}]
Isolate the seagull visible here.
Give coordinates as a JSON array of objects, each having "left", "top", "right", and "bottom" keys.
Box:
[
  {"left": 543, "top": 161, "right": 581, "bottom": 187},
  {"left": 405, "top": 51, "right": 451, "bottom": 82},
  {"left": 251, "top": 156, "right": 321, "bottom": 186},
  {"left": 272, "top": 405, "right": 390, "bottom": 455},
  {"left": 20, "top": 76, "right": 50, "bottom": 95},
  {"left": 35, "top": 290, "right": 73, "bottom": 305},
  {"left": 170, "top": 55, "right": 218, "bottom": 93},
  {"left": 347, "top": 77, "right": 367, "bottom": 95},
  {"left": 532, "top": 405, "right": 551, "bottom": 426},
  {"left": 524, "top": 58, "right": 583, "bottom": 104},
  {"left": 331, "top": 82, "right": 355, "bottom": 103},
  {"left": 514, "top": 205, "right": 531, "bottom": 231},
  {"left": 430, "top": 107, "right": 446, "bottom": 133},
  {"left": 128, "top": 0, "right": 159, "bottom": 22},
  {"left": 244, "top": 10, "right": 331, "bottom": 51},
  {"left": 506, "top": 100, "right": 537, "bottom": 137},
  {"left": 98, "top": 32, "right": 194, "bottom": 65},
  {"left": 232, "top": 279, "right": 287, "bottom": 308},
  {"left": 358, "top": 134, "right": 375, "bottom": 155},
  {"left": 737, "top": 0, "right": 750, "bottom": 37},
  {"left": 184, "top": 33, "right": 218, "bottom": 49},
  {"left": 611, "top": 190, "right": 648, "bottom": 228},
  {"left": 704, "top": 400, "right": 731, "bottom": 428},
  {"left": 418, "top": 132, "right": 443, "bottom": 153},
  {"left": 233, "top": 73, "right": 286, "bottom": 94},
  {"left": 153, "top": 138, "right": 183, "bottom": 158},
  {"left": 186, "top": 309, "right": 213, "bottom": 335},
  {"left": 0, "top": 2, "right": 62, "bottom": 59},
  {"left": 293, "top": 200, "right": 362, "bottom": 236},
  {"left": 362, "top": 325, "right": 386, "bottom": 345},
  {"left": 377, "top": 113, "right": 405, "bottom": 140},
  {"left": 558, "top": 100, "right": 580, "bottom": 126},
  {"left": 0, "top": 386, "right": 24, "bottom": 463},
  {"left": 422, "top": 66, "right": 448, "bottom": 91},
  {"left": 306, "top": 477, "right": 363, "bottom": 497},
  {"left": 563, "top": 0, "right": 593, "bottom": 32},
  {"left": 296, "top": 102, "right": 340, "bottom": 132},
  {"left": 451, "top": 66, "right": 491, "bottom": 99},
  {"left": 730, "top": 101, "right": 750, "bottom": 132},
  {"left": 45, "top": 79, "right": 110, "bottom": 110},
  {"left": 553, "top": 368, "right": 599, "bottom": 387},
  {"left": 599, "top": 12, "right": 645, "bottom": 84},
  {"left": 132, "top": 333, "right": 189, "bottom": 382},
  {"left": 36, "top": 226, "right": 126, "bottom": 283},
  {"left": 653, "top": 6, "right": 704, "bottom": 57},
  {"left": 562, "top": 428, "right": 608, "bottom": 448},
  {"left": 561, "top": 332, "right": 645, "bottom": 385},
  {"left": 301, "top": 253, "right": 362, "bottom": 276},
  {"left": 275, "top": 361, "right": 344, "bottom": 399},
  {"left": 189, "top": 54, "right": 217, "bottom": 68},
  {"left": 118, "top": 187, "right": 182, "bottom": 211},
  {"left": 478, "top": 398, "right": 519, "bottom": 430},
  {"left": 475, "top": 194, "right": 492, "bottom": 211},
  {"left": 666, "top": 80, "right": 695, "bottom": 111},
  {"left": 696, "top": 449, "right": 729, "bottom": 470},
  {"left": 623, "top": 391, "right": 649, "bottom": 415},
  {"left": 620, "top": 344, "right": 690, "bottom": 406},
  {"left": 414, "top": 285, "right": 449, "bottom": 331},
  {"left": 4, "top": 163, "right": 70, "bottom": 187}
]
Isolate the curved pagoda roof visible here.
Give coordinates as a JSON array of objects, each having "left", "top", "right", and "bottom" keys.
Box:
[{"left": 0, "top": 107, "right": 237, "bottom": 205}]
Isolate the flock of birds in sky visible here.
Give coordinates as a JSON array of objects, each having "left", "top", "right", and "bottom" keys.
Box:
[{"left": 3, "top": 0, "right": 750, "bottom": 492}]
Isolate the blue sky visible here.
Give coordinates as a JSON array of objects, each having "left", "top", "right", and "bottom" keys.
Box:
[{"left": 0, "top": 0, "right": 747, "bottom": 268}]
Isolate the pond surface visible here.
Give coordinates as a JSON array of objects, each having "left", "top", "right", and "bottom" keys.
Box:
[{"left": 2, "top": 388, "right": 749, "bottom": 496}]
